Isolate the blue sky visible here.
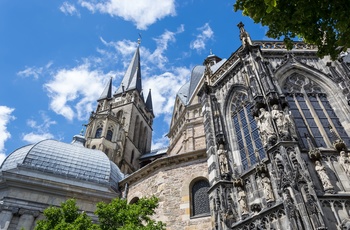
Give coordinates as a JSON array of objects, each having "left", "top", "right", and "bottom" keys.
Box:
[{"left": 0, "top": 0, "right": 267, "bottom": 163}]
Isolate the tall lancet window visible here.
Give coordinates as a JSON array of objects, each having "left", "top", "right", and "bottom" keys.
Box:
[
  {"left": 231, "top": 91, "right": 265, "bottom": 170},
  {"left": 283, "top": 73, "right": 350, "bottom": 149}
]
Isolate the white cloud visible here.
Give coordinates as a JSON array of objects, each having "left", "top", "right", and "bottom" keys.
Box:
[
  {"left": 17, "top": 61, "right": 53, "bottom": 79},
  {"left": 79, "top": 0, "right": 176, "bottom": 30},
  {"left": 45, "top": 64, "right": 111, "bottom": 121},
  {"left": 190, "top": 23, "right": 214, "bottom": 53},
  {"left": 149, "top": 25, "right": 184, "bottom": 69},
  {"left": 143, "top": 67, "right": 190, "bottom": 117},
  {"left": 22, "top": 132, "right": 54, "bottom": 144},
  {"left": 22, "top": 111, "right": 56, "bottom": 144},
  {"left": 151, "top": 134, "right": 169, "bottom": 150},
  {"left": 0, "top": 106, "right": 15, "bottom": 164},
  {"left": 60, "top": 2, "right": 80, "bottom": 16}
]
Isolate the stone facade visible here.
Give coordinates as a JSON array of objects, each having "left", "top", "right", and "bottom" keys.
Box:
[
  {"left": 120, "top": 150, "right": 211, "bottom": 230},
  {"left": 3, "top": 21, "right": 350, "bottom": 230}
]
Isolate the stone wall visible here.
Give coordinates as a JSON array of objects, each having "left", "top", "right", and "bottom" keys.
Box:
[{"left": 124, "top": 153, "right": 212, "bottom": 230}]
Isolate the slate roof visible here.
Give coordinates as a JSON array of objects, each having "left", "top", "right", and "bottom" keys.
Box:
[
  {"left": 177, "top": 58, "right": 226, "bottom": 105},
  {"left": 115, "top": 46, "right": 142, "bottom": 95}
]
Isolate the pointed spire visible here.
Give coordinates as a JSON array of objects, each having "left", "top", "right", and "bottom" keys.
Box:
[
  {"left": 98, "top": 77, "right": 113, "bottom": 101},
  {"left": 146, "top": 89, "right": 153, "bottom": 114},
  {"left": 115, "top": 45, "right": 142, "bottom": 95}
]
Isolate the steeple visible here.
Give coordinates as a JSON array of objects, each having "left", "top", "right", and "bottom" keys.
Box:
[
  {"left": 98, "top": 77, "right": 113, "bottom": 101},
  {"left": 115, "top": 45, "right": 142, "bottom": 95},
  {"left": 145, "top": 89, "right": 153, "bottom": 115}
]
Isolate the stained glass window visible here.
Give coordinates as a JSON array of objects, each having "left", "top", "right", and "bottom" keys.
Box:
[
  {"left": 231, "top": 92, "right": 266, "bottom": 171},
  {"left": 95, "top": 128, "right": 102, "bottom": 138},
  {"left": 284, "top": 73, "right": 350, "bottom": 148}
]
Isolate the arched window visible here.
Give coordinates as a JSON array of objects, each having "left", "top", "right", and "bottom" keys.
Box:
[
  {"left": 129, "top": 197, "right": 139, "bottom": 204},
  {"left": 283, "top": 73, "right": 350, "bottom": 148},
  {"left": 231, "top": 92, "right": 265, "bottom": 170},
  {"left": 95, "top": 128, "right": 103, "bottom": 138},
  {"left": 106, "top": 130, "right": 113, "bottom": 141},
  {"left": 191, "top": 179, "right": 210, "bottom": 217}
]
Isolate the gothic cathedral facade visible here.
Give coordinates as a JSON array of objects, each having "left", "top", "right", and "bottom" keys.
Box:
[{"left": 85, "top": 23, "right": 350, "bottom": 229}]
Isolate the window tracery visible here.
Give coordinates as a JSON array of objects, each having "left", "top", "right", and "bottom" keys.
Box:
[
  {"left": 283, "top": 73, "right": 350, "bottom": 148},
  {"left": 231, "top": 91, "right": 266, "bottom": 170}
]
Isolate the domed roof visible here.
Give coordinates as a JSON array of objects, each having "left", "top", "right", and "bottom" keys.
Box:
[{"left": 0, "top": 139, "right": 124, "bottom": 188}]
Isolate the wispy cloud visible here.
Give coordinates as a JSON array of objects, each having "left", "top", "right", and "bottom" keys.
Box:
[
  {"left": 45, "top": 64, "right": 113, "bottom": 121},
  {"left": 79, "top": 0, "right": 176, "bottom": 30},
  {"left": 143, "top": 67, "right": 190, "bottom": 117},
  {"left": 17, "top": 61, "right": 53, "bottom": 79},
  {"left": 190, "top": 23, "right": 214, "bottom": 53},
  {"left": 43, "top": 27, "right": 189, "bottom": 133},
  {"left": 0, "top": 106, "right": 15, "bottom": 164},
  {"left": 149, "top": 25, "right": 185, "bottom": 69},
  {"left": 151, "top": 134, "right": 169, "bottom": 150},
  {"left": 60, "top": 2, "right": 80, "bottom": 17},
  {"left": 22, "top": 111, "right": 56, "bottom": 143}
]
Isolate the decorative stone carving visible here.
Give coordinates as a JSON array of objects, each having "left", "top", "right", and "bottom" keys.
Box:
[
  {"left": 271, "top": 104, "right": 297, "bottom": 141},
  {"left": 284, "top": 189, "right": 304, "bottom": 230},
  {"left": 237, "top": 186, "right": 249, "bottom": 216},
  {"left": 315, "top": 160, "right": 334, "bottom": 192},
  {"left": 339, "top": 151, "right": 350, "bottom": 175},
  {"left": 217, "top": 144, "right": 229, "bottom": 176},
  {"left": 303, "top": 186, "right": 325, "bottom": 229},
  {"left": 255, "top": 107, "right": 276, "bottom": 147},
  {"left": 261, "top": 173, "right": 274, "bottom": 202}
]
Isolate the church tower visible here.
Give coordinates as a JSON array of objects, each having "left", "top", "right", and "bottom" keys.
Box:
[{"left": 84, "top": 43, "right": 154, "bottom": 174}]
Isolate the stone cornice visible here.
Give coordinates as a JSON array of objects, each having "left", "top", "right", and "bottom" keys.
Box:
[{"left": 119, "top": 149, "right": 207, "bottom": 187}]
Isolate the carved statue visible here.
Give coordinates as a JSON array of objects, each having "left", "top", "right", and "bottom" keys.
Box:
[
  {"left": 237, "top": 187, "right": 248, "bottom": 215},
  {"left": 271, "top": 104, "right": 284, "bottom": 127},
  {"left": 284, "top": 189, "right": 304, "bottom": 230},
  {"left": 339, "top": 151, "right": 350, "bottom": 175},
  {"left": 315, "top": 161, "right": 334, "bottom": 191},
  {"left": 217, "top": 144, "right": 229, "bottom": 175},
  {"left": 261, "top": 173, "right": 274, "bottom": 202},
  {"left": 303, "top": 186, "right": 324, "bottom": 229},
  {"left": 255, "top": 107, "right": 276, "bottom": 146},
  {"left": 271, "top": 104, "right": 297, "bottom": 140}
]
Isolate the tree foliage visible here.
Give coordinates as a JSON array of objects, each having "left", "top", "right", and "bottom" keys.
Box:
[
  {"left": 35, "top": 199, "right": 97, "bottom": 230},
  {"left": 95, "top": 196, "right": 165, "bottom": 230},
  {"left": 234, "top": 0, "right": 350, "bottom": 59},
  {"left": 35, "top": 197, "right": 165, "bottom": 230}
]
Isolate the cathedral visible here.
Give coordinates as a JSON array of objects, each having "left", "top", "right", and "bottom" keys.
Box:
[{"left": 2, "top": 22, "right": 350, "bottom": 229}]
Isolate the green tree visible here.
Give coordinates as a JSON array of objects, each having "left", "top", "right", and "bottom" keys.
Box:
[
  {"left": 95, "top": 196, "right": 165, "bottom": 230},
  {"left": 35, "top": 197, "right": 165, "bottom": 230},
  {"left": 234, "top": 0, "right": 350, "bottom": 59},
  {"left": 35, "top": 199, "right": 97, "bottom": 230}
]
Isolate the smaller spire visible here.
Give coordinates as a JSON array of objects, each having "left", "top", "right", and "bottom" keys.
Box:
[
  {"left": 146, "top": 89, "right": 153, "bottom": 114},
  {"left": 98, "top": 77, "right": 113, "bottom": 101}
]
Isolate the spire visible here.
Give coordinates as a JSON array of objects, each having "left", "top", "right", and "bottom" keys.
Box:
[
  {"left": 146, "top": 89, "right": 153, "bottom": 114},
  {"left": 98, "top": 77, "right": 113, "bottom": 101},
  {"left": 115, "top": 45, "right": 142, "bottom": 95}
]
